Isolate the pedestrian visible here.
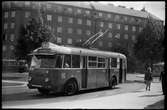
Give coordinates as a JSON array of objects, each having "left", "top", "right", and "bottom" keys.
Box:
[
  {"left": 160, "top": 70, "right": 166, "bottom": 95},
  {"left": 144, "top": 67, "right": 153, "bottom": 91}
]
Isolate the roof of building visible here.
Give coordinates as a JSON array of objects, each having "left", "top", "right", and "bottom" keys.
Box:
[
  {"left": 51, "top": 1, "right": 161, "bottom": 20},
  {"left": 50, "top": 1, "right": 92, "bottom": 9}
]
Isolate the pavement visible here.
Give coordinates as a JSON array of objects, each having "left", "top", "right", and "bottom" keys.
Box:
[
  {"left": 2, "top": 72, "right": 165, "bottom": 109},
  {"left": 3, "top": 82, "right": 164, "bottom": 109}
]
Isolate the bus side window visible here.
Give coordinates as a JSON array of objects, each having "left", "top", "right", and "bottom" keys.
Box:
[
  {"left": 55, "top": 55, "right": 63, "bottom": 68},
  {"left": 111, "top": 58, "right": 117, "bottom": 68},
  {"left": 64, "top": 55, "right": 71, "bottom": 68},
  {"left": 88, "top": 56, "right": 97, "bottom": 68},
  {"left": 98, "top": 57, "right": 106, "bottom": 68},
  {"left": 72, "top": 55, "right": 80, "bottom": 68}
]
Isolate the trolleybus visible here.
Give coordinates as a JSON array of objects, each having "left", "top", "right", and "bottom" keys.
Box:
[{"left": 27, "top": 42, "right": 127, "bottom": 95}]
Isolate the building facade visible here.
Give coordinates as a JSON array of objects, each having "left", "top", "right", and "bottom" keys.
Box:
[{"left": 2, "top": 1, "right": 163, "bottom": 61}]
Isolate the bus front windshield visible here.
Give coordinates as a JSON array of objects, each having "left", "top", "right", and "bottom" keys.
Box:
[{"left": 30, "top": 55, "right": 63, "bottom": 68}]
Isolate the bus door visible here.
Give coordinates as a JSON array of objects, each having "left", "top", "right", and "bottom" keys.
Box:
[
  {"left": 108, "top": 58, "right": 112, "bottom": 85},
  {"left": 119, "top": 59, "right": 123, "bottom": 83},
  {"left": 82, "top": 56, "right": 87, "bottom": 88}
]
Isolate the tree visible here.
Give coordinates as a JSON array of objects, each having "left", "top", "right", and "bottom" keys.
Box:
[
  {"left": 134, "top": 16, "right": 164, "bottom": 68},
  {"left": 110, "top": 44, "right": 137, "bottom": 72},
  {"left": 14, "top": 17, "right": 53, "bottom": 61}
]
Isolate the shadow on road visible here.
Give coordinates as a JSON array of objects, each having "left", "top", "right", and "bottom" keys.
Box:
[
  {"left": 2, "top": 86, "right": 120, "bottom": 102},
  {"left": 126, "top": 80, "right": 144, "bottom": 83},
  {"left": 144, "top": 99, "right": 164, "bottom": 109},
  {"left": 140, "top": 94, "right": 162, "bottom": 97}
]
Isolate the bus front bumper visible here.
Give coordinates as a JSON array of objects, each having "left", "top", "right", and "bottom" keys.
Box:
[{"left": 27, "top": 83, "right": 52, "bottom": 89}]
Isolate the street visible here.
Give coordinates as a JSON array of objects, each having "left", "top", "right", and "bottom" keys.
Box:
[{"left": 2, "top": 73, "right": 164, "bottom": 109}]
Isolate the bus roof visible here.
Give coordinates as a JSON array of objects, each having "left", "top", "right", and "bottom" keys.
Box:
[{"left": 32, "top": 42, "right": 126, "bottom": 59}]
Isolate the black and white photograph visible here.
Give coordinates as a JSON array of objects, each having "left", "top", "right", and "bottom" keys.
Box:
[{"left": 2, "top": 1, "right": 166, "bottom": 109}]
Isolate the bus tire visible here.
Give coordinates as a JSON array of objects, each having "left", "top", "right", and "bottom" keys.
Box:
[
  {"left": 38, "top": 88, "right": 50, "bottom": 95},
  {"left": 64, "top": 79, "right": 78, "bottom": 96}
]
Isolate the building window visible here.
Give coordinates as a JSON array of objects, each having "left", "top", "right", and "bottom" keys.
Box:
[
  {"left": 57, "top": 5, "right": 63, "bottom": 12},
  {"left": 139, "top": 27, "right": 143, "bottom": 32},
  {"left": 99, "top": 41, "right": 103, "bottom": 47},
  {"left": 108, "top": 32, "right": 112, "bottom": 38},
  {"left": 10, "top": 45, "right": 14, "bottom": 50},
  {"left": 67, "top": 38, "right": 72, "bottom": 44},
  {"left": 124, "top": 34, "right": 128, "bottom": 39},
  {"left": 107, "top": 14, "right": 111, "bottom": 18},
  {"left": 67, "top": 28, "right": 73, "bottom": 34},
  {"left": 86, "top": 30, "right": 91, "bottom": 35},
  {"left": 4, "top": 12, "right": 8, "bottom": 18},
  {"left": 108, "top": 23, "right": 112, "bottom": 28},
  {"left": 11, "top": 11, "right": 16, "bottom": 17},
  {"left": 86, "top": 20, "right": 91, "bottom": 26},
  {"left": 3, "top": 45, "right": 6, "bottom": 51},
  {"left": 99, "top": 12, "right": 102, "bottom": 17},
  {"left": 57, "top": 37, "right": 62, "bottom": 43},
  {"left": 85, "top": 10, "right": 90, "bottom": 15},
  {"left": 115, "top": 33, "right": 120, "bottom": 39},
  {"left": 124, "top": 25, "right": 128, "bottom": 31},
  {"left": 132, "top": 35, "right": 136, "bottom": 42},
  {"left": 132, "top": 26, "right": 136, "bottom": 31},
  {"left": 124, "top": 16, "right": 128, "bottom": 22},
  {"left": 68, "top": 17, "right": 73, "bottom": 24},
  {"left": 57, "top": 27, "right": 62, "bottom": 33},
  {"left": 25, "top": 2, "right": 30, "bottom": 6},
  {"left": 117, "top": 24, "right": 121, "bottom": 30},
  {"left": 77, "top": 9, "right": 82, "bottom": 14},
  {"left": 4, "top": 2, "right": 11, "bottom": 8},
  {"left": 100, "top": 22, "right": 104, "bottom": 27},
  {"left": 108, "top": 42, "right": 112, "bottom": 47},
  {"left": 130, "top": 17, "right": 135, "bottom": 23},
  {"left": 47, "top": 15, "right": 52, "bottom": 21},
  {"left": 58, "top": 16, "right": 62, "bottom": 22},
  {"left": 77, "top": 19, "right": 82, "bottom": 24},
  {"left": 11, "top": 23, "right": 15, "bottom": 29},
  {"left": 115, "top": 15, "right": 120, "bottom": 21},
  {"left": 10, "top": 34, "right": 15, "bottom": 42},
  {"left": 67, "top": 7, "right": 72, "bottom": 13},
  {"left": 77, "top": 29, "right": 82, "bottom": 35},
  {"left": 4, "top": 23, "right": 8, "bottom": 30},
  {"left": 25, "top": 12, "right": 30, "bottom": 18},
  {"left": 46, "top": 4, "right": 52, "bottom": 9}
]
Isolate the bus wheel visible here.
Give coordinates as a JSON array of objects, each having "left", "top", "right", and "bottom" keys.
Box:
[
  {"left": 38, "top": 88, "right": 50, "bottom": 95},
  {"left": 64, "top": 80, "right": 78, "bottom": 96}
]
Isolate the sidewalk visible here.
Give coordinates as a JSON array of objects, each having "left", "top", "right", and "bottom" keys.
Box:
[
  {"left": 2, "top": 72, "right": 28, "bottom": 77},
  {"left": 3, "top": 82, "right": 164, "bottom": 109}
]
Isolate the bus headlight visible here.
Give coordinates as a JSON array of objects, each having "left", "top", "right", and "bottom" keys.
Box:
[{"left": 45, "top": 78, "right": 49, "bottom": 82}]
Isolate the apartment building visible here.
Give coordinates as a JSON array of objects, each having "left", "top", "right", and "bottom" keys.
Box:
[{"left": 2, "top": 1, "right": 163, "bottom": 61}]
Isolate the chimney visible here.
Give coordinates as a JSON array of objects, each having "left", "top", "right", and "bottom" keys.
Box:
[
  {"left": 118, "top": 5, "right": 126, "bottom": 8},
  {"left": 141, "top": 7, "right": 146, "bottom": 12},
  {"left": 130, "top": 7, "right": 134, "bottom": 10}
]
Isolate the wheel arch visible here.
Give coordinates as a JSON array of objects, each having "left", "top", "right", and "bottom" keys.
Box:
[
  {"left": 112, "top": 75, "right": 118, "bottom": 85},
  {"left": 64, "top": 77, "right": 79, "bottom": 91}
]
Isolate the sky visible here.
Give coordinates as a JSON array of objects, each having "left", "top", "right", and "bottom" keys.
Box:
[{"left": 98, "top": 1, "right": 165, "bottom": 24}]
